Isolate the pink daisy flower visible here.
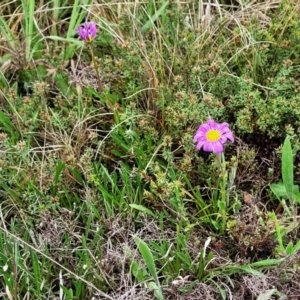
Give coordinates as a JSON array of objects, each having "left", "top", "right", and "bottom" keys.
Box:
[
  {"left": 77, "top": 22, "right": 97, "bottom": 42},
  {"left": 193, "top": 119, "right": 234, "bottom": 153}
]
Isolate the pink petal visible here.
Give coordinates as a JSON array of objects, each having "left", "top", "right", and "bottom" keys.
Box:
[
  {"left": 210, "top": 141, "right": 224, "bottom": 153},
  {"left": 223, "top": 132, "right": 234, "bottom": 142},
  {"left": 207, "top": 119, "right": 218, "bottom": 129},
  {"left": 219, "top": 136, "right": 228, "bottom": 143},
  {"left": 193, "top": 132, "right": 207, "bottom": 141},
  {"left": 196, "top": 140, "right": 206, "bottom": 150},
  {"left": 219, "top": 122, "right": 230, "bottom": 130},
  {"left": 199, "top": 123, "right": 210, "bottom": 132},
  {"left": 203, "top": 142, "right": 214, "bottom": 152}
]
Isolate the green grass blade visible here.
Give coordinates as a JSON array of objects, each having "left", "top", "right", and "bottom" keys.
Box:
[
  {"left": 249, "top": 258, "right": 284, "bottom": 267},
  {"left": 0, "top": 17, "right": 17, "bottom": 48},
  {"left": 67, "top": 0, "right": 80, "bottom": 38},
  {"left": 270, "top": 212, "right": 284, "bottom": 253},
  {"left": 54, "top": 161, "right": 66, "bottom": 186},
  {"left": 291, "top": 239, "right": 300, "bottom": 253},
  {"left": 0, "top": 110, "right": 14, "bottom": 135},
  {"left": 129, "top": 204, "right": 155, "bottom": 217},
  {"left": 141, "top": 1, "right": 169, "bottom": 33},
  {"left": 21, "top": 0, "right": 35, "bottom": 60},
  {"left": 66, "top": 0, "right": 93, "bottom": 39},
  {"left": 77, "top": 0, "right": 93, "bottom": 28},
  {"left": 67, "top": 167, "right": 84, "bottom": 185},
  {"left": 282, "top": 137, "right": 294, "bottom": 200}
]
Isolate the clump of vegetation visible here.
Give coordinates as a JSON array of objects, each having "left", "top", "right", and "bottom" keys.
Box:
[{"left": 0, "top": 0, "right": 300, "bottom": 299}]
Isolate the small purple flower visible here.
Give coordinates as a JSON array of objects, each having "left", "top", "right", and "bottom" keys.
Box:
[
  {"left": 193, "top": 119, "right": 234, "bottom": 153},
  {"left": 77, "top": 22, "right": 97, "bottom": 42}
]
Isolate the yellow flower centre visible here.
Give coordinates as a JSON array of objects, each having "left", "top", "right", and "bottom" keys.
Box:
[{"left": 206, "top": 129, "right": 221, "bottom": 142}]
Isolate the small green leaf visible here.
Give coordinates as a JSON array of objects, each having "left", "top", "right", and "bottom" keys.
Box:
[
  {"left": 134, "top": 237, "right": 164, "bottom": 300},
  {"left": 134, "top": 237, "right": 158, "bottom": 282},
  {"left": 55, "top": 73, "right": 72, "bottom": 96},
  {"left": 290, "top": 239, "right": 300, "bottom": 253},
  {"left": 63, "top": 45, "right": 76, "bottom": 60},
  {"left": 285, "top": 242, "right": 294, "bottom": 255},
  {"left": 0, "top": 110, "right": 14, "bottom": 135},
  {"left": 131, "top": 261, "right": 148, "bottom": 282},
  {"left": 36, "top": 65, "right": 47, "bottom": 79},
  {"left": 270, "top": 182, "right": 287, "bottom": 198},
  {"left": 67, "top": 167, "right": 84, "bottom": 185},
  {"left": 147, "top": 281, "right": 164, "bottom": 300},
  {"left": 292, "top": 189, "right": 300, "bottom": 204}
]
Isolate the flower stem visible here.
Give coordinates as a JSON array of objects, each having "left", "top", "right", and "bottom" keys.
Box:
[
  {"left": 215, "top": 153, "right": 228, "bottom": 234},
  {"left": 88, "top": 44, "right": 102, "bottom": 91}
]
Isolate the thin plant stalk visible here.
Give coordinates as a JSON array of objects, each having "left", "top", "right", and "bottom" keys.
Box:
[
  {"left": 215, "top": 153, "right": 228, "bottom": 234},
  {"left": 89, "top": 44, "right": 102, "bottom": 91}
]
